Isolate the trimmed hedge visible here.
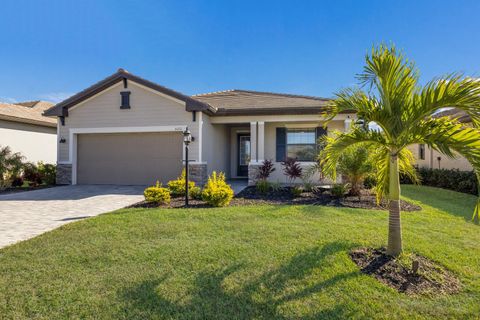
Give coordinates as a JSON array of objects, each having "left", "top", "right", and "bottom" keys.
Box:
[{"left": 401, "top": 167, "right": 477, "bottom": 195}]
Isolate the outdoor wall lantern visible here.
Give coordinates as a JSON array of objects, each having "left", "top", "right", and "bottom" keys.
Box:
[
  {"left": 59, "top": 138, "right": 66, "bottom": 143},
  {"left": 183, "top": 127, "right": 192, "bottom": 206}
]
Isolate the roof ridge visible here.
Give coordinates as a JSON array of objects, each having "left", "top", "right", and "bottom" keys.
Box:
[
  {"left": 192, "top": 89, "right": 236, "bottom": 97},
  {"left": 232, "top": 89, "right": 331, "bottom": 100},
  {"left": 193, "top": 89, "right": 330, "bottom": 101}
]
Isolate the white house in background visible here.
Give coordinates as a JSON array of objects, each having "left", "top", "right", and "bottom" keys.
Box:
[
  {"left": 44, "top": 69, "right": 356, "bottom": 186},
  {"left": 0, "top": 100, "right": 57, "bottom": 163}
]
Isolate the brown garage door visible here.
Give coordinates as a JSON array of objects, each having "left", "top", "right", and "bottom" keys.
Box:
[{"left": 77, "top": 132, "right": 183, "bottom": 185}]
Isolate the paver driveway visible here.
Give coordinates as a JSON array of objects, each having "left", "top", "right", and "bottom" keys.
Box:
[{"left": 0, "top": 185, "right": 144, "bottom": 248}]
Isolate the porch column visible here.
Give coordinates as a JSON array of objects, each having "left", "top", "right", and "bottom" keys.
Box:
[
  {"left": 250, "top": 122, "right": 257, "bottom": 162},
  {"left": 257, "top": 121, "right": 265, "bottom": 162},
  {"left": 344, "top": 117, "right": 352, "bottom": 132}
]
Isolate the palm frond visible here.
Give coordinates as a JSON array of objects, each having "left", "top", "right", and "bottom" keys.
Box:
[
  {"left": 412, "top": 75, "right": 480, "bottom": 126},
  {"left": 319, "top": 129, "right": 386, "bottom": 181}
]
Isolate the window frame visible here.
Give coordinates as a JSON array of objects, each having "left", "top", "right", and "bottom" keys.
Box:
[
  {"left": 285, "top": 128, "right": 317, "bottom": 162},
  {"left": 419, "top": 143, "right": 425, "bottom": 160}
]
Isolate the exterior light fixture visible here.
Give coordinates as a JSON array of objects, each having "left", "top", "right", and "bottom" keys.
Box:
[{"left": 183, "top": 127, "right": 192, "bottom": 206}]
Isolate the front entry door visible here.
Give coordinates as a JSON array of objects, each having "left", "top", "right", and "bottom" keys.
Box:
[{"left": 237, "top": 134, "right": 251, "bottom": 177}]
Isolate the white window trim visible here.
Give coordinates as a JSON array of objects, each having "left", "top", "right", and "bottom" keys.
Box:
[
  {"left": 286, "top": 127, "right": 317, "bottom": 162},
  {"left": 67, "top": 125, "right": 187, "bottom": 185}
]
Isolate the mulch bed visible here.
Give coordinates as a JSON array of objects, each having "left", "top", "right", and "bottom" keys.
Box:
[
  {"left": 127, "top": 186, "right": 421, "bottom": 211},
  {"left": 233, "top": 187, "right": 421, "bottom": 211},
  {"left": 350, "top": 247, "right": 461, "bottom": 295}
]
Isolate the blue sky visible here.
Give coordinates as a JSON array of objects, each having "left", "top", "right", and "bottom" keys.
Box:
[{"left": 1, "top": 0, "right": 479, "bottom": 103}]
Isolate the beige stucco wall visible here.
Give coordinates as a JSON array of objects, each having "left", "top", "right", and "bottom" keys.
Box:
[
  {"left": 58, "top": 81, "right": 199, "bottom": 163},
  {"left": 201, "top": 113, "right": 230, "bottom": 177},
  {"left": 410, "top": 144, "right": 473, "bottom": 171},
  {"left": 0, "top": 119, "right": 56, "bottom": 163}
]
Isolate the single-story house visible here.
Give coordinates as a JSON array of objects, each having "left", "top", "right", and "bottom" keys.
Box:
[
  {"left": 0, "top": 100, "right": 57, "bottom": 163},
  {"left": 410, "top": 108, "right": 473, "bottom": 171},
  {"left": 44, "top": 69, "right": 356, "bottom": 186}
]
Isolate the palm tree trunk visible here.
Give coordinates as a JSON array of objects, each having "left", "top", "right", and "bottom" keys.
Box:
[{"left": 387, "top": 153, "right": 402, "bottom": 256}]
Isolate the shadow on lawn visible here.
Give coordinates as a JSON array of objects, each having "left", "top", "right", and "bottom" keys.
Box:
[
  {"left": 119, "top": 241, "right": 360, "bottom": 319},
  {"left": 401, "top": 185, "right": 477, "bottom": 222}
]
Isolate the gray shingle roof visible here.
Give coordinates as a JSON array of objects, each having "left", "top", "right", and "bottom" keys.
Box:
[{"left": 0, "top": 101, "right": 56, "bottom": 127}]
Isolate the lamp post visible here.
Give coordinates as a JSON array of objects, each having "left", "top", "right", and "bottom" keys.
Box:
[{"left": 183, "top": 127, "right": 192, "bottom": 206}]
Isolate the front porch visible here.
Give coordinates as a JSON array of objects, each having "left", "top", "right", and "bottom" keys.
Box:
[{"left": 202, "top": 114, "right": 353, "bottom": 186}]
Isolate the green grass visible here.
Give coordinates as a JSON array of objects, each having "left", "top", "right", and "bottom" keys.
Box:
[{"left": 0, "top": 185, "right": 479, "bottom": 319}]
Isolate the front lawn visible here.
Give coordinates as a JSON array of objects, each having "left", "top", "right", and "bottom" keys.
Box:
[{"left": 0, "top": 185, "right": 479, "bottom": 319}]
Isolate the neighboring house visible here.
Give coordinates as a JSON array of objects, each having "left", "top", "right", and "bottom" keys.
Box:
[
  {"left": 0, "top": 100, "right": 57, "bottom": 163},
  {"left": 411, "top": 108, "right": 473, "bottom": 171},
  {"left": 44, "top": 69, "right": 355, "bottom": 186}
]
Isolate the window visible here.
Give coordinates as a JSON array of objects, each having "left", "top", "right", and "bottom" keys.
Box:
[
  {"left": 120, "top": 91, "right": 131, "bottom": 109},
  {"left": 419, "top": 144, "right": 425, "bottom": 160},
  {"left": 286, "top": 128, "right": 317, "bottom": 161}
]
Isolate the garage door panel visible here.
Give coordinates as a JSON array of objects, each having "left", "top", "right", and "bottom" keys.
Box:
[{"left": 77, "top": 132, "right": 183, "bottom": 185}]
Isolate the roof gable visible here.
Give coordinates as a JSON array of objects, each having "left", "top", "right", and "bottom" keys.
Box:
[{"left": 43, "top": 69, "right": 215, "bottom": 117}]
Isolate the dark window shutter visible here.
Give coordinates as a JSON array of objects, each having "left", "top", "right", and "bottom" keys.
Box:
[
  {"left": 316, "top": 126, "right": 327, "bottom": 151},
  {"left": 276, "top": 127, "right": 287, "bottom": 162},
  {"left": 120, "top": 91, "right": 131, "bottom": 109}
]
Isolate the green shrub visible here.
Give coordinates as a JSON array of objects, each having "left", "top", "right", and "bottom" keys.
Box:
[
  {"left": 37, "top": 162, "right": 56, "bottom": 185},
  {"left": 401, "top": 168, "right": 477, "bottom": 195},
  {"left": 201, "top": 171, "right": 234, "bottom": 207},
  {"left": 23, "top": 162, "right": 42, "bottom": 186},
  {"left": 363, "top": 174, "right": 377, "bottom": 189},
  {"left": 189, "top": 186, "right": 203, "bottom": 200},
  {"left": 331, "top": 184, "right": 348, "bottom": 198},
  {"left": 144, "top": 182, "right": 171, "bottom": 205},
  {"left": 256, "top": 180, "right": 270, "bottom": 194},
  {"left": 167, "top": 169, "right": 195, "bottom": 197},
  {"left": 270, "top": 181, "right": 282, "bottom": 192},
  {"left": 291, "top": 186, "right": 303, "bottom": 197},
  {"left": 302, "top": 180, "right": 314, "bottom": 192},
  {"left": 0, "top": 145, "right": 24, "bottom": 190},
  {"left": 336, "top": 145, "right": 372, "bottom": 196}
]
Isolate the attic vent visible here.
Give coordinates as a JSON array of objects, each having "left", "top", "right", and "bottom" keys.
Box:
[{"left": 120, "top": 91, "right": 131, "bottom": 109}]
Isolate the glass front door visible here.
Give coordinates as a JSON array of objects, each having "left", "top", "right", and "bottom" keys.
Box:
[{"left": 237, "top": 134, "right": 250, "bottom": 177}]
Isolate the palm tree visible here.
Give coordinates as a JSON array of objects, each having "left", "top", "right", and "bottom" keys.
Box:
[
  {"left": 321, "top": 45, "right": 480, "bottom": 256},
  {"left": 335, "top": 144, "right": 372, "bottom": 197},
  {"left": 0, "top": 145, "right": 24, "bottom": 189}
]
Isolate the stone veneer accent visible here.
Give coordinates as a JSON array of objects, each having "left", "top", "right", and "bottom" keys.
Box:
[
  {"left": 248, "top": 162, "right": 262, "bottom": 186},
  {"left": 188, "top": 163, "right": 207, "bottom": 186},
  {"left": 56, "top": 164, "right": 72, "bottom": 185}
]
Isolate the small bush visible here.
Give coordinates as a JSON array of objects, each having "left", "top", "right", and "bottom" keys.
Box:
[
  {"left": 11, "top": 177, "right": 24, "bottom": 187},
  {"left": 256, "top": 180, "right": 270, "bottom": 194},
  {"left": 256, "top": 159, "right": 276, "bottom": 181},
  {"left": 144, "top": 182, "right": 171, "bottom": 205},
  {"left": 282, "top": 158, "right": 302, "bottom": 184},
  {"left": 23, "top": 162, "right": 42, "bottom": 186},
  {"left": 189, "top": 186, "right": 203, "bottom": 200},
  {"left": 291, "top": 186, "right": 303, "bottom": 197},
  {"left": 302, "top": 180, "right": 314, "bottom": 192},
  {"left": 331, "top": 184, "right": 348, "bottom": 198},
  {"left": 37, "top": 162, "right": 56, "bottom": 185},
  {"left": 270, "top": 181, "right": 282, "bottom": 192},
  {"left": 363, "top": 175, "right": 377, "bottom": 189},
  {"left": 168, "top": 169, "right": 196, "bottom": 197},
  {"left": 202, "top": 171, "right": 234, "bottom": 207}
]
